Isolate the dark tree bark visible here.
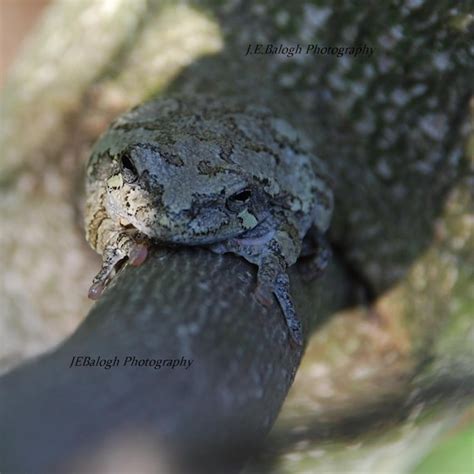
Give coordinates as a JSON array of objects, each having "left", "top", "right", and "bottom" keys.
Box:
[{"left": 0, "top": 249, "right": 351, "bottom": 473}]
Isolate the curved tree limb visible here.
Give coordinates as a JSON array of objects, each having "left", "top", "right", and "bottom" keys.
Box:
[{"left": 0, "top": 248, "right": 351, "bottom": 473}]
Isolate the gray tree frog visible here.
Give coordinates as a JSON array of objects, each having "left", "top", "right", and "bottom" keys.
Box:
[{"left": 85, "top": 96, "right": 333, "bottom": 345}]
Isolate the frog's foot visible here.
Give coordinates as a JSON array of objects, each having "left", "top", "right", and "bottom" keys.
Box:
[
  {"left": 254, "top": 283, "right": 274, "bottom": 307},
  {"left": 88, "top": 247, "right": 126, "bottom": 300},
  {"left": 300, "top": 231, "right": 332, "bottom": 282},
  {"left": 254, "top": 275, "right": 303, "bottom": 346},
  {"left": 88, "top": 241, "right": 149, "bottom": 300},
  {"left": 255, "top": 256, "right": 303, "bottom": 346},
  {"left": 274, "top": 273, "right": 303, "bottom": 346},
  {"left": 128, "top": 243, "right": 148, "bottom": 267}
]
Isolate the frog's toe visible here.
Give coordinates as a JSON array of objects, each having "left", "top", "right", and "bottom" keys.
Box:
[
  {"left": 88, "top": 281, "right": 106, "bottom": 300},
  {"left": 88, "top": 249, "right": 127, "bottom": 300},
  {"left": 254, "top": 283, "right": 274, "bottom": 308},
  {"left": 300, "top": 232, "right": 331, "bottom": 282},
  {"left": 300, "top": 251, "right": 330, "bottom": 282},
  {"left": 129, "top": 243, "right": 148, "bottom": 266}
]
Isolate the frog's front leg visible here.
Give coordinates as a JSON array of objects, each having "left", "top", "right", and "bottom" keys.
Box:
[
  {"left": 210, "top": 225, "right": 303, "bottom": 345},
  {"left": 274, "top": 272, "right": 302, "bottom": 346},
  {"left": 255, "top": 253, "right": 303, "bottom": 346},
  {"left": 88, "top": 224, "right": 148, "bottom": 300}
]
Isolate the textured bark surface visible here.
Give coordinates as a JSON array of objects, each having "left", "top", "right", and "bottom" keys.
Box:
[
  {"left": 0, "top": 249, "right": 350, "bottom": 473},
  {"left": 0, "top": 0, "right": 472, "bottom": 473}
]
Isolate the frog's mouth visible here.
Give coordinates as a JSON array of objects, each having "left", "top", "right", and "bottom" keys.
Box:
[
  {"left": 117, "top": 212, "right": 275, "bottom": 248},
  {"left": 234, "top": 222, "right": 275, "bottom": 246},
  {"left": 235, "top": 231, "right": 275, "bottom": 246}
]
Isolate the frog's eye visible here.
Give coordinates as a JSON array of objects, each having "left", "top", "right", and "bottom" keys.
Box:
[
  {"left": 226, "top": 188, "right": 252, "bottom": 211},
  {"left": 120, "top": 153, "right": 139, "bottom": 183}
]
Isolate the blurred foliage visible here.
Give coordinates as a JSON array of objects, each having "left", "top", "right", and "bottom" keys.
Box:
[{"left": 411, "top": 422, "right": 474, "bottom": 474}]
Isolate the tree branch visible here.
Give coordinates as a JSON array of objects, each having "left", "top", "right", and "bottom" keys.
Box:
[{"left": 0, "top": 248, "right": 351, "bottom": 473}]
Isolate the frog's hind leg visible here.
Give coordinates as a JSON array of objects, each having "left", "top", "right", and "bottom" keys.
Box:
[
  {"left": 211, "top": 225, "right": 304, "bottom": 346},
  {"left": 88, "top": 232, "right": 148, "bottom": 300}
]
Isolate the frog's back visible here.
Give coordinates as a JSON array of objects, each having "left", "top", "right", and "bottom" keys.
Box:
[{"left": 87, "top": 95, "right": 331, "bottom": 232}]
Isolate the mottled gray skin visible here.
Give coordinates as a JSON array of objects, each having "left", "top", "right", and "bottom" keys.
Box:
[{"left": 85, "top": 96, "right": 333, "bottom": 344}]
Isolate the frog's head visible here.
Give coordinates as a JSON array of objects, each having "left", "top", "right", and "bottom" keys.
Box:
[{"left": 103, "top": 141, "right": 271, "bottom": 245}]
